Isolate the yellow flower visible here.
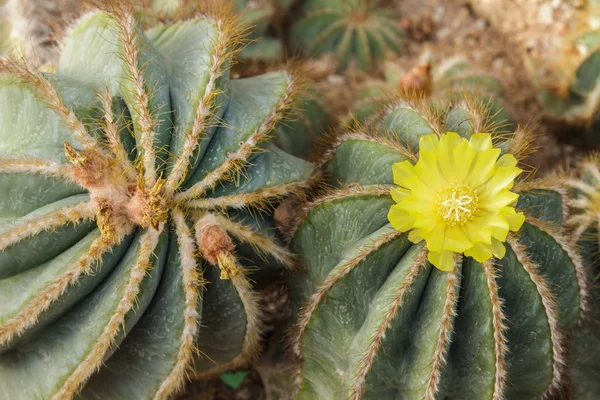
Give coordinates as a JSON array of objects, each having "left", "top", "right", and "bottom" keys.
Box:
[{"left": 388, "top": 132, "right": 525, "bottom": 271}]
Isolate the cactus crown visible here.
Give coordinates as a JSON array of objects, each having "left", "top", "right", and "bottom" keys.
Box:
[
  {"left": 0, "top": 2, "right": 313, "bottom": 399},
  {"left": 290, "top": 96, "right": 589, "bottom": 399},
  {"left": 292, "top": 0, "right": 403, "bottom": 71}
]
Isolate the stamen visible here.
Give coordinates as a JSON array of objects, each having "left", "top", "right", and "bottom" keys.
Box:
[{"left": 437, "top": 184, "right": 478, "bottom": 225}]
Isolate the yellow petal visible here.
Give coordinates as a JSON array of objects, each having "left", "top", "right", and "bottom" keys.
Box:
[
  {"left": 491, "top": 238, "right": 506, "bottom": 259},
  {"left": 439, "top": 131, "right": 462, "bottom": 150},
  {"left": 396, "top": 195, "right": 436, "bottom": 216},
  {"left": 419, "top": 134, "right": 439, "bottom": 152},
  {"left": 412, "top": 211, "right": 442, "bottom": 229},
  {"left": 423, "top": 223, "right": 445, "bottom": 252},
  {"left": 401, "top": 176, "right": 437, "bottom": 200},
  {"left": 415, "top": 149, "right": 444, "bottom": 189},
  {"left": 452, "top": 139, "right": 477, "bottom": 183},
  {"left": 478, "top": 166, "right": 522, "bottom": 198},
  {"left": 443, "top": 225, "right": 473, "bottom": 252},
  {"left": 436, "top": 132, "right": 463, "bottom": 181},
  {"left": 466, "top": 221, "right": 493, "bottom": 245},
  {"left": 479, "top": 190, "right": 519, "bottom": 211},
  {"left": 496, "top": 153, "right": 518, "bottom": 168},
  {"left": 469, "top": 133, "right": 493, "bottom": 151},
  {"left": 388, "top": 205, "right": 416, "bottom": 232},
  {"left": 390, "top": 187, "right": 410, "bottom": 203},
  {"left": 474, "top": 213, "right": 510, "bottom": 241},
  {"left": 392, "top": 160, "right": 417, "bottom": 186},
  {"left": 467, "top": 148, "right": 501, "bottom": 188},
  {"left": 428, "top": 250, "right": 455, "bottom": 272},
  {"left": 464, "top": 242, "right": 493, "bottom": 262},
  {"left": 504, "top": 207, "right": 525, "bottom": 232},
  {"left": 408, "top": 228, "right": 424, "bottom": 244}
]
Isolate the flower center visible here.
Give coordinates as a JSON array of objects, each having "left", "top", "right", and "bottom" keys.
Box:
[{"left": 437, "top": 184, "right": 478, "bottom": 226}]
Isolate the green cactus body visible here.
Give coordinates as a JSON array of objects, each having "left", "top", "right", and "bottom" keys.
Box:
[
  {"left": 290, "top": 98, "right": 588, "bottom": 399},
  {"left": 0, "top": 5, "right": 313, "bottom": 400},
  {"left": 292, "top": 0, "right": 402, "bottom": 71},
  {"left": 565, "top": 158, "right": 600, "bottom": 399},
  {"left": 348, "top": 58, "right": 513, "bottom": 131}
]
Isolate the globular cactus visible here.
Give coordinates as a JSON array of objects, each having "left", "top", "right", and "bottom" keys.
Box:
[
  {"left": 564, "top": 157, "right": 600, "bottom": 399},
  {"left": 290, "top": 97, "right": 589, "bottom": 399},
  {"left": 0, "top": 2, "right": 315, "bottom": 399},
  {"left": 292, "top": 0, "right": 403, "bottom": 71},
  {"left": 347, "top": 58, "right": 513, "bottom": 131}
]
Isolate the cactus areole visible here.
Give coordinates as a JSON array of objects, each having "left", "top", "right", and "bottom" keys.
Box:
[
  {"left": 0, "top": 4, "right": 313, "bottom": 400},
  {"left": 291, "top": 98, "right": 589, "bottom": 399}
]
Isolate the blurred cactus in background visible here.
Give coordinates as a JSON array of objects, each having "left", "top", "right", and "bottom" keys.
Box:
[
  {"left": 292, "top": 0, "right": 403, "bottom": 71},
  {"left": 346, "top": 57, "right": 513, "bottom": 131},
  {"left": 234, "top": 0, "right": 293, "bottom": 63}
]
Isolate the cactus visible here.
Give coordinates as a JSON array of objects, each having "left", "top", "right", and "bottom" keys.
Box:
[
  {"left": 290, "top": 96, "right": 589, "bottom": 399},
  {"left": 292, "top": 0, "right": 403, "bottom": 71},
  {"left": 0, "top": 3, "right": 315, "bottom": 399},
  {"left": 564, "top": 157, "right": 600, "bottom": 399},
  {"left": 347, "top": 58, "right": 513, "bottom": 131}
]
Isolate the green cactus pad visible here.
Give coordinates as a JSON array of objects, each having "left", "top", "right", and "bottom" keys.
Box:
[
  {"left": 0, "top": 5, "right": 313, "bottom": 400},
  {"left": 291, "top": 98, "right": 587, "bottom": 399}
]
